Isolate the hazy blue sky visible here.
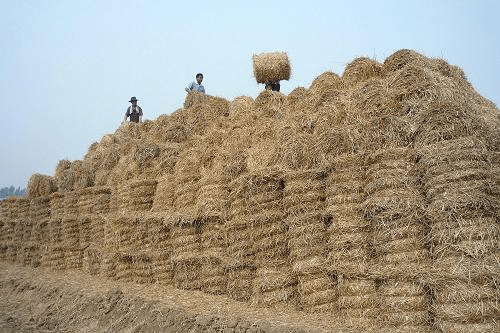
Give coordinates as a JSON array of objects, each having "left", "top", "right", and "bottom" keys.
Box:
[{"left": 1, "top": 0, "right": 499, "bottom": 189}]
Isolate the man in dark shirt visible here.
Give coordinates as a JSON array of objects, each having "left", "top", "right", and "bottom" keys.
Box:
[{"left": 123, "top": 96, "right": 143, "bottom": 123}]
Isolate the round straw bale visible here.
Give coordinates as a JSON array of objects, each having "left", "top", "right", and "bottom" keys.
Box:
[
  {"left": 253, "top": 51, "right": 291, "bottom": 84},
  {"left": 343, "top": 57, "right": 384, "bottom": 87},
  {"left": 309, "top": 71, "right": 344, "bottom": 97},
  {"left": 26, "top": 173, "right": 58, "bottom": 198},
  {"left": 229, "top": 95, "right": 254, "bottom": 119},
  {"left": 383, "top": 49, "right": 431, "bottom": 73}
]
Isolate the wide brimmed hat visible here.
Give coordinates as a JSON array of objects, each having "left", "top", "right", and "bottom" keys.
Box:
[{"left": 129, "top": 96, "right": 138, "bottom": 102}]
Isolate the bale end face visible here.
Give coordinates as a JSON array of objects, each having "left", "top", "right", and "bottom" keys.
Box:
[{"left": 253, "top": 52, "right": 291, "bottom": 84}]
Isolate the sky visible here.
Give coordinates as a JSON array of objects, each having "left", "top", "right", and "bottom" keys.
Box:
[{"left": 1, "top": 0, "right": 499, "bottom": 189}]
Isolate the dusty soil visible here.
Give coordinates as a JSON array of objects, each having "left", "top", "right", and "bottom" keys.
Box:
[{"left": 0, "top": 262, "right": 351, "bottom": 333}]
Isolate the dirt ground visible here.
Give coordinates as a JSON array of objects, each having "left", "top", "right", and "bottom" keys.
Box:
[{"left": 0, "top": 262, "right": 353, "bottom": 333}]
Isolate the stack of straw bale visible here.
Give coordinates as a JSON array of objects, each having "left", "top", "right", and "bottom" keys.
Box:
[
  {"left": 250, "top": 211, "right": 296, "bottom": 308},
  {"left": 198, "top": 216, "right": 226, "bottom": 295},
  {"left": 199, "top": 254, "right": 227, "bottom": 296},
  {"left": 292, "top": 255, "right": 337, "bottom": 314},
  {"left": 49, "top": 192, "right": 65, "bottom": 218},
  {"left": 78, "top": 215, "right": 93, "bottom": 248},
  {"left": 151, "top": 174, "right": 176, "bottom": 213},
  {"left": 283, "top": 169, "right": 335, "bottom": 312},
  {"left": 337, "top": 275, "right": 379, "bottom": 329},
  {"left": 26, "top": 173, "right": 58, "bottom": 198},
  {"left": 77, "top": 187, "right": 94, "bottom": 215},
  {"left": 225, "top": 169, "right": 285, "bottom": 302},
  {"left": 109, "top": 183, "right": 127, "bottom": 214},
  {"left": 147, "top": 214, "right": 174, "bottom": 286},
  {"left": 416, "top": 137, "right": 500, "bottom": 331},
  {"left": 130, "top": 250, "right": 154, "bottom": 284},
  {"left": 173, "top": 164, "right": 202, "bottom": 216},
  {"left": 432, "top": 280, "right": 499, "bottom": 333},
  {"left": 41, "top": 218, "right": 64, "bottom": 269},
  {"left": 62, "top": 216, "right": 82, "bottom": 270},
  {"left": 114, "top": 253, "right": 134, "bottom": 282},
  {"left": 92, "top": 186, "right": 111, "bottom": 214},
  {"left": 152, "top": 142, "right": 181, "bottom": 177},
  {"left": 110, "top": 213, "right": 149, "bottom": 253},
  {"left": 342, "top": 57, "right": 384, "bottom": 88},
  {"left": 63, "top": 191, "right": 79, "bottom": 217},
  {"left": 363, "top": 148, "right": 430, "bottom": 279},
  {"left": 83, "top": 246, "right": 102, "bottom": 275},
  {"left": 362, "top": 148, "right": 432, "bottom": 331},
  {"left": 62, "top": 216, "right": 80, "bottom": 249},
  {"left": 195, "top": 173, "right": 230, "bottom": 219},
  {"left": 326, "top": 153, "right": 370, "bottom": 276},
  {"left": 252, "top": 52, "right": 291, "bottom": 84},
  {"left": 128, "top": 179, "right": 158, "bottom": 212},
  {"left": 378, "top": 279, "right": 431, "bottom": 332},
  {"left": 169, "top": 214, "right": 202, "bottom": 290}
]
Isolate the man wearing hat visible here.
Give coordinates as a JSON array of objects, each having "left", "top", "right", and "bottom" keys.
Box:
[{"left": 123, "top": 96, "right": 143, "bottom": 123}]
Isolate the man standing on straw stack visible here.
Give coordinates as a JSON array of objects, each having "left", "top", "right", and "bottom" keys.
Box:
[
  {"left": 122, "top": 96, "right": 143, "bottom": 124},
  {"left": 185, "top": 73, "right": 205, "bottom": 93}
]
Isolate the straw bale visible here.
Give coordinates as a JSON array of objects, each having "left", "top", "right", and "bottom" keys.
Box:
[
  {"left": 431, "top": 252, "right": 499, "bottom": 283},
  {"left": 63, "top": 191, "right": 79, "bottom": 216},
  {"left": 31, "top": 219, "right": 49, "bottom": 243},
  {"left": 362, "top": 188, "right": 425, "bottom": 219},
  {"left": 343, "top": 57, "right": 384, "bottom": 87},
  {"left": 150, "top": 252, "right": 174, "bottom": 285},
  {"left": 309, "top": 71, "right": 344, "bottom": 97},
  {"left": 83, "top": 247, "right": 102, "bottom": 275},
  {"left": 229, "top": 95, "right": 254, "bottom": 120},
  {"left": 128, "top": 179, "right": 158, "bottom": 212},
  {"left": 62, "top": 216, "right": 80, "bottom": 247},
  {"left": 29, "top": 196, "right": 50, "bottom": 225},
  {"left": 412, "top": 100, "right": 489, "bottom": 146},
  {"left": 434, "top": 301, "right": 499, "bottom": 323},
  {"left": 252, "top": 51, "right": 291, "bottom": 84},
  {"left": 65, "top": 248, "right": 83, "bottom": 269},
  {"left": 383, "top": 49, "right": 431, "bottom": 73},
  {"left": 133, "top": 142, "right": 160, "bottom": 165},
  {"left": 200, "top": 217, "right": 225, "bottom": 255},
  {"left": 151, "top": 174, "right": 176, "bottom": 213},
  {"left": 173, "top": 257, "right": 203, "bottom": 290},
  {"left": 437, "top": 321, "right": 499, "bottom": 333},
  {"left": 26, "top": 173, "right": 58, "bottom": 198},
  {"left": 434, "top": 280, "right": 498, "bottom": 305},
  {"left": 341, "top": 307, "right": 378, "bottom": 329},
  {"left": 288, "top": 223, "right": 326, "bottom": 260},
  {"left": 49, "top": 192, "right": 65, "bottom": 218},
  {"left": 76, "top": 187, "right": 94, "bottom": 215},
  {"left": 226, "top": 263, "right": 257, "bottom": 302},
  {"left": 429, "top": 216, "right": 498, "bottom": 246},
  {"left": 196, "top": 181, "right": 230, "bottom": 218}
]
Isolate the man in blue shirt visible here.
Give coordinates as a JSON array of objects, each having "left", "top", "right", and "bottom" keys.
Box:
[{"left": 185, "top": 73, "right": 205, "bottom": 93}]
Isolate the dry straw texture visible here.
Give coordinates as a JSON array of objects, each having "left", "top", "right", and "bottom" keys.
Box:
[
  {"left": 2, "top": 49, "right": 500, "bottom": 332},
  {"left": 253, "top": 52, "right": 291, "bottom": 84}
]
